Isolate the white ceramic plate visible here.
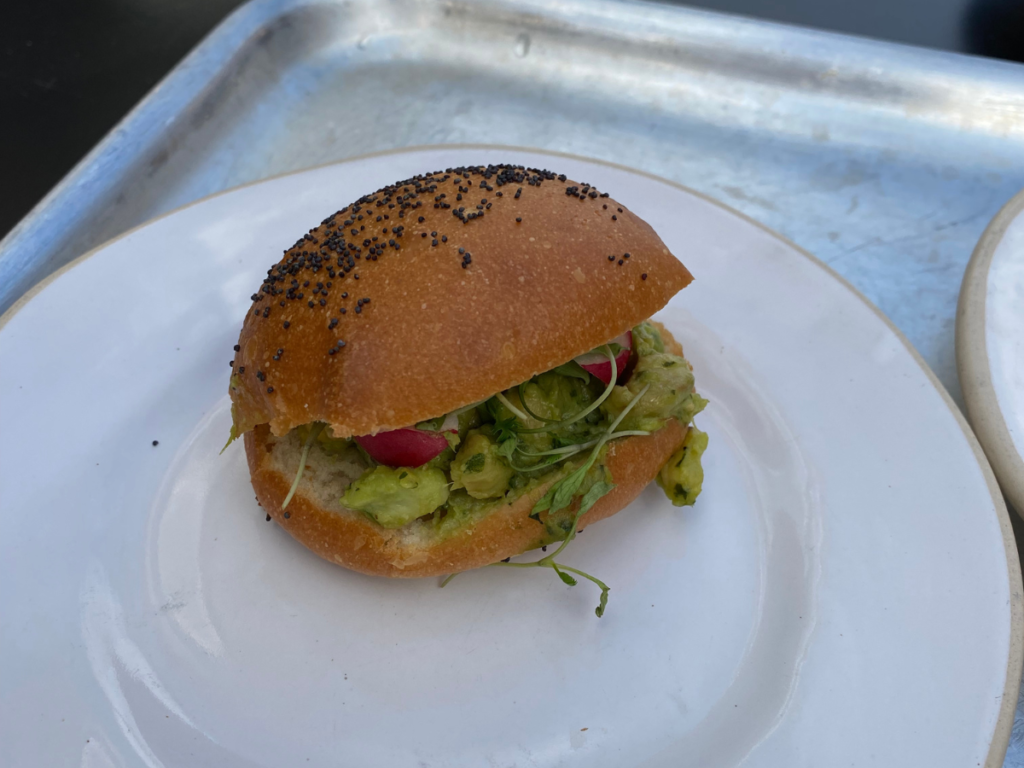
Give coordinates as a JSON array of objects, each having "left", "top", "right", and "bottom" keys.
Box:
[
  {"left": 1, "top": 148, "right": 1020, "bottom": 768},
  {"left": 958, "top": 188, "right": 1024, "bottom": 518}
]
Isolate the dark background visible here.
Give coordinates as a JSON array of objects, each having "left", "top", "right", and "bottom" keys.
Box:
[{"left": 2, "top": 0, "right": 1024, "bottom": 242}]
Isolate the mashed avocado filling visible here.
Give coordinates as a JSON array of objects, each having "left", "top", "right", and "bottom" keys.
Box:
[
  {"left": 329, "top": 322, "right": 707, "bottom": 533},
  {"left": 657, "top": 425, "right": 709, "bottom": 506},
  {"left": 248, "top": 321, "right": 707, "bottom": 616},
  {"left": 342, "top": 466, "right": 450, "bottom": 528}
]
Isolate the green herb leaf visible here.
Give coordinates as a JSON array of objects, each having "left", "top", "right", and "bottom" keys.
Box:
[
  {"left": 531, "top": 484, "right": 557, "bottom": 520},
  {"left": 578, "top": 480, "right": 615, "bottom": 516},
  {"left": 219, "top": 423, "right": 240, "bottom": 455},
  {"left": 553, "top": 564, "right": 578, "bottom": 586},
  {"left": 595, "top": 585, "right": 609, "bottom": 617},
  {"left": 550, "top": 466, "right": 588, "bottom": 514},
  {"left": 496, "top": 437, "right": 518, "bottom": 462},
  {"left": 493, "top": 415, "right": 519, "bottom": 443}
]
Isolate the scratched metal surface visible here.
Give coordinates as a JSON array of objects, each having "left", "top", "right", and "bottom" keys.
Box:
[
  {"left": 3, "top": 0, "right": 1024, "bottom": 760},
  {"left": 4, "top": 0, "right": 1024, "bottom": 408}
]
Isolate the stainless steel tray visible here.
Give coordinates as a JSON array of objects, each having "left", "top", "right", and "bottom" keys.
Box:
[
  {"left": 4, "top": 0, "right": 1024, "bottom": 760},
  {"left": 5, "top": 0, "right": 1024, "bottom": 408}
]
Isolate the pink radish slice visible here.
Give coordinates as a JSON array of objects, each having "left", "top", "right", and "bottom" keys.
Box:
[
  {"left": 574, "top": 330, "right": 632, "bottom": 385},
  {"left": 356, "top": 426, "right": 453, "bottom": 468}
]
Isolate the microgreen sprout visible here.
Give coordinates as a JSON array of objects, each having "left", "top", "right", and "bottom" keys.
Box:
[
  {"left": 440, "top": 479, "right": 614, "bottom": 615},
  {"left": 492, "top": 415, "right": 519, "bottom": 445},
  {"left": 282, "top": 422, "right": 325, "bottom": 510},
  {"left": 451, "top": 401, "right": 483, "bottom": 417},
  {"left": 515, "top": 430, "right": 650, "bottom": 458},
  {"left": 532, "top": 383, "right": 651, "bottom": 519},
  {"left": 517, "top": 382, "right": 558, "bottom": 423},
  {"left": 517, "top": 346, "right": 618, "bottom": 434},
  {"left": 441, "top": 383, "right": 652, "bottom": 617},
  {"left": 495, "top": 392, "right": 530, "bottom": 422},
  {"left": 508, "top": 456, "right": 575, "bottom": 473}
]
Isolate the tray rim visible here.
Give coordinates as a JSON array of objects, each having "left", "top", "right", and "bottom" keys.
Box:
[
  {"left": 8, "top": 0, "right": 1024, "bottom": 319},
  {"left": 958, "top": 187, "right": 1024, "bottom": 521},
  {"left": 3, "top": 144, "right": 1020, "bottom": 766}
]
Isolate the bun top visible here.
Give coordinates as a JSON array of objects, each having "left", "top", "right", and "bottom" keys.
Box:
[{"left": 230, "top": 164, "right": 693, "bottom": 438}]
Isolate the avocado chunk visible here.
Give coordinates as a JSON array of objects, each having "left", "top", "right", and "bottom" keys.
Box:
[
  {"left": 657, "top": 426, "right": 709, "bottom": 506},
  {"left": 520, "top": 371, "right": 599, "bottom": 421},
  {"left": 632, "top": 321, "right": 665, "bottom": 356},
  {"left": 341, "top": 466, "right": 449, "bottom": 528},
  {"left": 450, "top": 430, "right": 515, "bottom": 499},
  {"left": 601, "top": 353, "right": 706, "bottom": 432}
]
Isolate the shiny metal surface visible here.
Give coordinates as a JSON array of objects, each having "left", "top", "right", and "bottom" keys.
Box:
[{"left": 5, "top": 0, "right": 1024, "bottom": 405}]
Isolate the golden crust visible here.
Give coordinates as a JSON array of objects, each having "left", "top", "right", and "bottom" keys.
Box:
[
  {"left": 246, "top": 418, "right": 686, "bottom": 578},
  {"left": 230, "top": 165, "right": 692, "bottom": 438}
]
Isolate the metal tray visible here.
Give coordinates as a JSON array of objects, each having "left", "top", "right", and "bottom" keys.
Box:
[
  {"left": 4, "top": 0, "right": 1024, "bottom": 760},
  {"left": 5, "top": 0, "right": 1024, "bottom": 407}
]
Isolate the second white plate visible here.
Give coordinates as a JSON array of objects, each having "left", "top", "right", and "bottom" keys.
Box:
[{"left": 958, "top": 188, "right": 1024, "bottom": 518}]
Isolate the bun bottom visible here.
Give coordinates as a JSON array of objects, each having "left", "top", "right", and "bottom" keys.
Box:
[
  {"left": 245, "top": 322, "right": 690, "bottom": 578},
  {"left": 246, "top": 419, "right": 686, "bottom": 578}
]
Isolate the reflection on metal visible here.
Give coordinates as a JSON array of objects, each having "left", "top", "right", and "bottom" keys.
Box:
[{"left": 4, "top": 0, "right": 1024, "bottom": 406}]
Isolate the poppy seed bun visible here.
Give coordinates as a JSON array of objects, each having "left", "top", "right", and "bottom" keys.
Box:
[
  {"left": 246, "top": 325, "right": 689, "bottom": 577},
  {"left": 230, "top": 165, "right": 693, "bottom": 438}
]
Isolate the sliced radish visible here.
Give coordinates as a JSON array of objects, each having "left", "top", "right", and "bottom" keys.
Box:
[
  {"left": 574, "top": 330, "right": 632, "bottom": 385},
  {"left": 356, "top": 421, "right": 455, "bottom": 468}
]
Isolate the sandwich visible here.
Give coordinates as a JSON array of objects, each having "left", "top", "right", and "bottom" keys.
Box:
[{"left": 225, "top": 164, "right": 708, "bottom": 615}]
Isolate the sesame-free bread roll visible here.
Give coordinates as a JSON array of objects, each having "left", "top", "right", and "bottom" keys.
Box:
[{"left": 229, "top": 164, "right": 692, "bottom": 439}]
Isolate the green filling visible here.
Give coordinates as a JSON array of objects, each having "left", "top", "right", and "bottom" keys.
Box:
[
  {"left": 600, "top": 353, "right": 707, "bottom": 433},
  {"left": 450, "top": 429, "right": 515, "bottom": 499},
  {"left": 341, "top": 466, "right": 450, "bottom": 528},
  {"left": 632, "top": 321, "right": 666, "bottom": 356},
  {"left": 657, "top": 426, "right": 709, "bottom": 506},
  {"left": 246, "top": 320, "right": 708, "bottom": 534},
  {"left": 232, "top": 320, "right": 710, "bottom": 617}
]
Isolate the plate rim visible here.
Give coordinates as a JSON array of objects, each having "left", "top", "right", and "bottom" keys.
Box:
[
  {"left": 958, "top": 187, "right": 1024, "bottom": 519},
  {"left": 3, "top": 144, "right": 1021, "bottom": 766}
]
